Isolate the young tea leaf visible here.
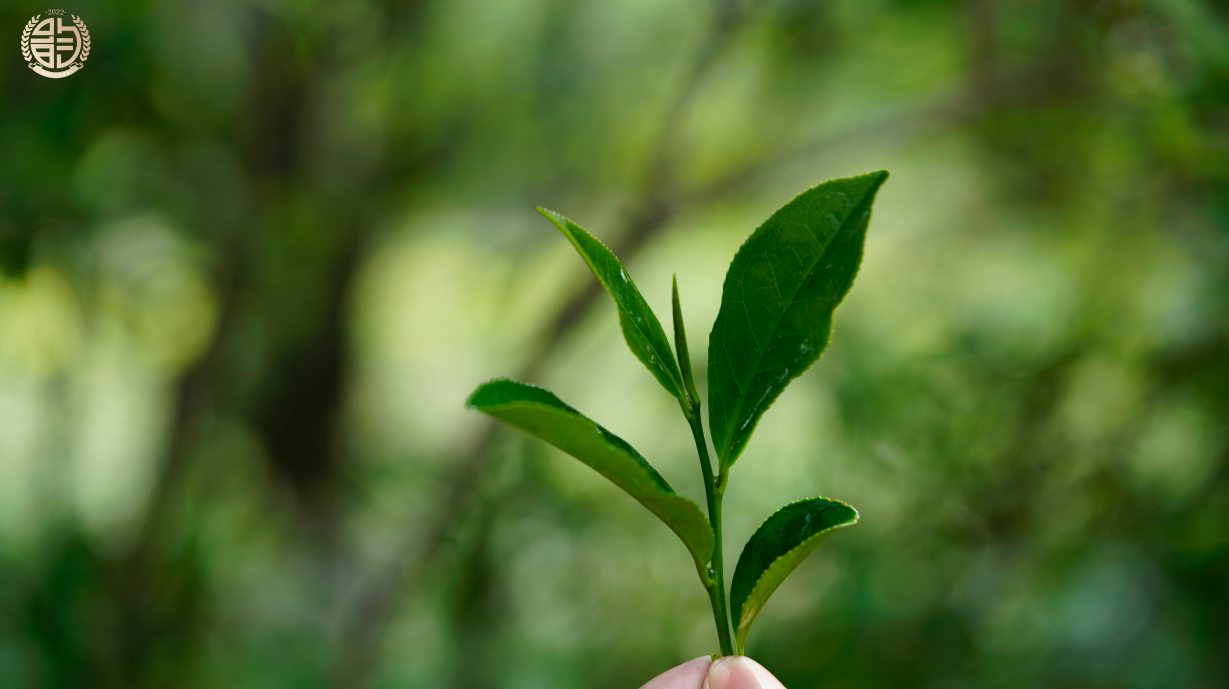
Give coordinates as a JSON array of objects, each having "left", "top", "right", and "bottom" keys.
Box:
[
  {"left": 729, "top": 497, "right": 858, "bottom": 654},
  {"left": 707, "top": 171, "right": 888, "bottom": 471},
  {"left": 467, "top": 378, "right": 714, "bottom": 577},
  {"left": 671, "top": 275, "right": 700, "bottom": 408},
  {"left": 538, "top": 207, "right": 687, "bottom": 404}
]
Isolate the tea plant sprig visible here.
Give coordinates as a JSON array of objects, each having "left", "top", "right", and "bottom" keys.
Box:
[{"left": 468, "top": 171, "right": 888, "bottom": 656}]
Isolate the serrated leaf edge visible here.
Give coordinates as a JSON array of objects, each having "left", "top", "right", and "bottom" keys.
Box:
[
  {"left": 536, "top": 207, "right": 687, "bottom": 402},
  {"left": 733, "top": 497, "right": 859, "bottom": 654},
  {"left": 710, "top": 170, "right": 889, "bottom": 470},
  {"left": 466, "top": 377, "right": 715, "bottom": 576},
  {"left": 716, "top": 170, "right": 887, "bottom": 274},
  {"left": 465, "top": 376, "right": 552, "bottom": 408}
]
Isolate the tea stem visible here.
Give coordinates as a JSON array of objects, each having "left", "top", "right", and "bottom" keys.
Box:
[{"left": 686, "top": 403, "right": 734, "bottom": 657}]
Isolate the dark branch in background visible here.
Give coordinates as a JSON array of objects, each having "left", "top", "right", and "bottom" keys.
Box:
[
  {"left": 694, "top": 95, "right": 954, "bottom": 205},
  {"left": 966, "top": 0, "right": 998, "bottom": 93},
  {"left": 332, "top": 196, "right": 678, "bottom": 688},
  {"left": 331, "top": 4, "right": 743, "bottom": 685},
  {"left": 112, "top": 4, "right": 443, "bottom": 680}
]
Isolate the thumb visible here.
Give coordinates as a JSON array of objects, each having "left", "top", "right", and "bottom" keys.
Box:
[{"left": 703, "top": 656, "right": 786, "bottom": 689}]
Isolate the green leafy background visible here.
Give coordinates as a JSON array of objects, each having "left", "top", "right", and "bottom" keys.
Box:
[{"left": 2, "top": 1, "right": 1228, "bottom": 688}]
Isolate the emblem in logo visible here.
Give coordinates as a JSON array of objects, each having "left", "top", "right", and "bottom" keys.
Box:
[{"left": 21, "top": 11, "right": 90, "bottom": 79}]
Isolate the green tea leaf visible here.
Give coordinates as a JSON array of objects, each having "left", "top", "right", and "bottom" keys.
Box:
[
  {"left": 729, "top": 497, "right": 858, "bottom": 654},
  {"left": 467, "top": 378, "right": 713, "bottom": 576},
  {"left": 707, "top": 171, "right": 888, "bottom": 471},
  {"left": 671, "top": 275, "right": 700, "bottom": 408},
  {"left": 538, "top": 207, "right": 687, "bottom": 404}
]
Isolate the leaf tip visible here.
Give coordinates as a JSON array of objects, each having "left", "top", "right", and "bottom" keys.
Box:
[
  {"left": 465, "top": 377, "right": 502, "bottom": 410},
  {"left": 535, "top": 205, "right": 571, "bottom": 232},
  {"left": 466, "top": 376, "right": 532, "bottom": 410},
  {"left": 536, "top": 206, "right": 566, "bottom": 229}
]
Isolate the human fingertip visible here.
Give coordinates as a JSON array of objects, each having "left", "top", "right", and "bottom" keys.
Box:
[
  {"left": 638, "top": 655, "right": 713, "bottom": 689},
  {"left": 702, "top": 655, "right": 786, "bottom": 689}
]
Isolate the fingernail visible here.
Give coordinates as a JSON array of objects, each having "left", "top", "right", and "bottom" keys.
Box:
[{"left": 703, "top": 656, "right": 781, "bottom": 689}]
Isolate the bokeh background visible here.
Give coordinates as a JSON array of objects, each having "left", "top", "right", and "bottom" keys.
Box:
[{"left": 2, "top": 0, "right": 1228, "bottom": 687}]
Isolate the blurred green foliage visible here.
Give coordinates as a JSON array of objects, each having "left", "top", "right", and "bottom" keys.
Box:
[{"left": 1, "top": 0, "right": 1227, "bottom": 688}]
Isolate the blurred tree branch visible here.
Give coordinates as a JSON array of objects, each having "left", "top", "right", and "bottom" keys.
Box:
[
  {"left": 110, "top": 5, "right": 442, "bottom": 682},
  {"left": 331, "top": 3, "right": 744, "bottom": 685}
]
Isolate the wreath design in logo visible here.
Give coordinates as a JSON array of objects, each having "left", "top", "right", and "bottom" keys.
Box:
[{"left": 22, "top": 12, "right": 90, "bottom": 79}]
